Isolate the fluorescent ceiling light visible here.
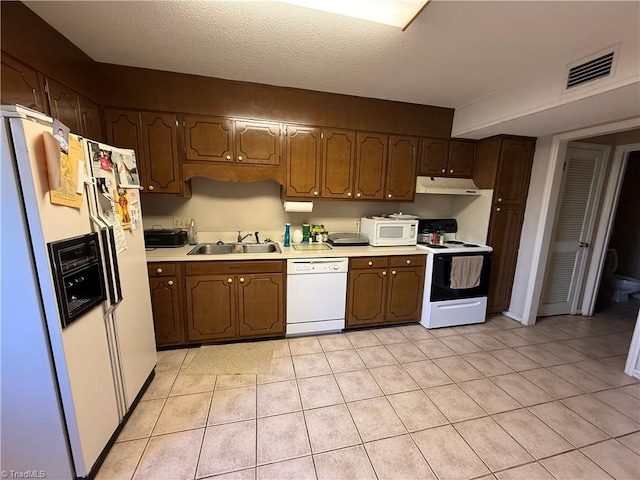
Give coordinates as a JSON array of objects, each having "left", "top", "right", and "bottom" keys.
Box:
[{"left": 277, "top": 0, "right": 430, "bottom": 30}]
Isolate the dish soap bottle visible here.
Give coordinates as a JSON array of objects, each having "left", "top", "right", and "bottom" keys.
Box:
[
  {"left": 284, "top": 223, "right": 291, "bottom": 247},
  {"left": 188, "top": 219, "right": 198, "bottom": 245}
]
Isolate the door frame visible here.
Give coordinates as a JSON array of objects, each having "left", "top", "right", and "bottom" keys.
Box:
[
  {"left": 581, "top": 142, "right": 640, "bottom": 315},
  {"left": 521, "top": 117, "right": 640, "bottom": 326}
]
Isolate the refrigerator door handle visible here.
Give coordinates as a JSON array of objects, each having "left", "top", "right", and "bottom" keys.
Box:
[
  {"left": 100, "top": 227, "right": 116, "bottom": 305},
  {"left": 107, "top": 226, "right": 123, "bottom": 305}
]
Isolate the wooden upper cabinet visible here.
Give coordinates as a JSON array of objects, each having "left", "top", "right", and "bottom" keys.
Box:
[
  {"left": 235, "top": 120, "right": 281, "bottom": 165},
  {"left": 1, "top": 52, "right": 46, "bottom": 113},
  {"left": 45, "top": 78, "right": 81, "bottom": 134},
  {"left": 354, "top": 132, "right": 387, "bottom": 200},
  {"left": 285, "top": 125, "right": 322, "bottom": 198},
  {"left": 448, "top": 140, "right": 476, "bottom": 177},
  {"left": 104, "top": 109, "right": 144, "bottom": 153},
  {"left": 79, "top": 95, "right": 103, "bottom": 142},
  {"left": 183, "top": 115, "right": 233, "bottom": 162},
  {"left": 140, "top": 112, "right": 181, "bottom": 194},
  {"left": 494, "top": 138, "right": 536, "bottom": 205},
  {"left": 322, "top": 128, "right": 356, "bottom": 199},
  {"left": 385, "top": 135, "right": 418, "bottom": 202},
  {"left": 418, "top": 138, "right": 449, "bottom": 176}
]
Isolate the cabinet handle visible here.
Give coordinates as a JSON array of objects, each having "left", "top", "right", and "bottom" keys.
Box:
[
  {"left": 498, "top": 197, "right": 503, "bottom": 202},
  {"left": 156, "top": 268, "right": 163, "bottom": 274},
  {"left": 227, "top": 278, "right": 233, "bottom": 283},
  {"left": 496, "top": 207, "right": 501, "bottom": 212},
  {"left": 167, "top": 280, "right": 174, "bottom": 286},
  {"left": 387, "top": 193, "right": 392, "bottom": 199},
  {"left": 148, "top": 185, "right": 154, "bottom": 191},
  {"left": 356, "top": 192, "right": 361, "bottom": 198},
  {"left": 226, "top": 154, "right": 232, "bottom": 160},
  {"left": 368, "top": 261, "right": 373, "bottom": 266},
  {"left": 313, "top": 191, "right": 319, "bottom": 196},
  {"left": 450, "top": 169, "right": 454, "bottom": 174},
  {"left": 237, "top": 155, "right": 243, "bottom": 161},
  {"left": 441, "top": 168, "right": 446, "bottom": 173},
  {"left": 392, "top": 270, "right": 397, "bottom": 275},
  {"left": 140, "top": 185, "right": 144, "bottom": 191},
  {"left": 347, "top": 192, "right": 352, "bottom": 197},
  {"left": 239, "top": 277, "right": 245, "bottom": 283},
  {"left": 406, "top": 259, "right": 411, "bottom": 265},
  {"left": 382, "top": 271, "right": 387, "bottom": 276}
]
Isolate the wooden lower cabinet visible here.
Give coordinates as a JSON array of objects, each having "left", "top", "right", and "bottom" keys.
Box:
[
  {"left": 184, "top": 260, "right": 285, "bottom": 344},
  {"left": 346, "top": 255, "right": 425, "bottom": 328},
  {"left": 148, "top": 263, "right": 185, "bottom": 348}
]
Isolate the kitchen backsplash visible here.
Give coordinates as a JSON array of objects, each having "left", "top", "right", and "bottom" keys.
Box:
[{"left": 142, "top": 178, "right": 490, "bottom": 240}]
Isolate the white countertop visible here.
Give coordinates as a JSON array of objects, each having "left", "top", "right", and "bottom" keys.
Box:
[{"left": 145, "top": 242, "right": 427, "bottom": 262}]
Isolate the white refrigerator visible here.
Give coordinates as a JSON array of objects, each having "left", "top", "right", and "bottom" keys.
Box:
[{"left": 1, "top": 107, "right": 157, "bottom": 478}]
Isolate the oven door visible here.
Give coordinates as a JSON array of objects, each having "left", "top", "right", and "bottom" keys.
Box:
[{"left": 430, "top": 252, "right": 492, "bottom": 301}]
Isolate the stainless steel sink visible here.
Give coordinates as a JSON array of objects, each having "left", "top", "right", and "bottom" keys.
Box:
[
  {"left": 187, "top": 243, "right": 281, "bottom": 255},
  {"left": 187, "top": 243, "right": 235, "bottom": 255},
  {"left": 242, "top": 243, "right": 281, "bottom": 254}
]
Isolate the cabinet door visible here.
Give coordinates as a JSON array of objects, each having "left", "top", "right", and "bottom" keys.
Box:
[
  {"left": 486, "top": 203, "right": 525, "bottom": 313},
  {"left": 79, "top": 95, "right": 103, "bottom": 142},
  {"left": 418, "top": 138, "right": 449, "bottom": 176},
  {"left": 186, "top": 275, "right": 236, "bottom": 342},
  {"left": 386, "top": 266, "right": 425, "bottom": 323},
  {"left": 386, "top": 135, "right": 418, "bottom": 201},
  {"left": 141, "top": 112, "right": 182, "bottom": 194},
  {"left": 45, "top": 78, "right": 81, "bottom": 134},
  {"left": 1, "top": 52, "right": 46, "bottom": 112},
  {"left": 237, "top": 273, "right": 285, "bottom": 337},
  {"left": 183, "top": 115, "right": 233, "bottom": 162},
  {"left": 346, "top": 269, "right": 388, "bottom": 327},
  {"left": 149, "top": 276, "right": 185, "bottom": 347},
  {"left": 235, "top": 120, "right": 281, "bottom": 165},
  {"left": 104, "top": 109, "right": 144, "bottom": 158},
  {"left": 494, "top": 138, "right": 535, "bottom": 205},
  {"left": 354, "top": 132, "right": 387, "bottom": 200},
  {"left": 322, "top": 128, "right": 356, "bottom": 199},
  {"left": 285, "top": 125, "right": 322, "bottom": 198},
  {"left": 448, "top": 140, "right": 476, "bottom": 178}
]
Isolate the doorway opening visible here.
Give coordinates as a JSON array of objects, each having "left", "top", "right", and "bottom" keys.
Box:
[{"left": 593, "top": 150, "right": 640, "bottom": 322}]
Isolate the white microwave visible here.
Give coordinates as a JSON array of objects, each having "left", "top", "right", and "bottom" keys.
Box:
[{"left": 360, "top": 217, "right": 418, "bottom": 246}]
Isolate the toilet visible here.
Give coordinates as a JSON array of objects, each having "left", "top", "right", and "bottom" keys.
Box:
[{"left": 604, "top": 249, "right": 640, "bottom": 302}]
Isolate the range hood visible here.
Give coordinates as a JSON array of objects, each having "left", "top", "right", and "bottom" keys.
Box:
[{"left": 415, "top": 176, "right": 481, "bottom": 196}]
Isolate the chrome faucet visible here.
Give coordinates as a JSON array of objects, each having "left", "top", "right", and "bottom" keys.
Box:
[
  {"left": 254, "top": 231, "right": 260, "bottom": 244},
  {"left": 237, "top": 231, "right": 253, "bottom": 243}
]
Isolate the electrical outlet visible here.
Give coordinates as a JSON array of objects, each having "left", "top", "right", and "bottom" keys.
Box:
[{"left": 173, "top": 216, "right": 191, "bottom": 229}]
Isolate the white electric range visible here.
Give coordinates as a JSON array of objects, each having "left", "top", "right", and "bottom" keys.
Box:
[{"left": 416, "top": 219, "right": 493, "bottom": 328}]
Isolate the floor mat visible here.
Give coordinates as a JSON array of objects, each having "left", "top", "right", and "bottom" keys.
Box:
[{"left": 183, "top": 342, "right": 275, "bottom": 375}]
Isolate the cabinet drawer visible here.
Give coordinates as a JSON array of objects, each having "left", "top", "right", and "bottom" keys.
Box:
[
  {"left": 389, "top": 255, "right": 426, "bottom": 268},
  {"left": 148, "top": 263, "right": 177, "bottom": 277},
  {"left": 350, "top": 256, "right": 389, "bottom": 269},
  {"left": 185, "top": 260, "right": 285, "bottom": 276}
]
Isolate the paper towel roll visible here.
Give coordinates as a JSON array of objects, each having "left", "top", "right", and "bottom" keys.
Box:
[{"left": 283, "top": 201, "right": 313, "bottom": 213}]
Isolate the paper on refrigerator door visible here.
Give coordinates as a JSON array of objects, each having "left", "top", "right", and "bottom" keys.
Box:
[{"left": 45, "top": 133, "right": 84, "bottom": 208}]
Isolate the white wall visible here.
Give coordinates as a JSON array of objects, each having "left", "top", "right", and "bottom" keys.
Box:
[
  {"left": 508, "top": 136, "right": 554, "bottom": 320},
  {"left": 142, "top": 178, "right": 458, "bottom": 239}
]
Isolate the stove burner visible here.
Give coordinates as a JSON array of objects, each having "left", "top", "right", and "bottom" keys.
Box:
[
  {"left": 463, "top": 243, "right": 479, "bottom": 247},
  {"left": 445, "top": 240, "right": 464, "bottom": 245},
  {"left": 420, "top": 243, "right": 448, "bottom": 249}
]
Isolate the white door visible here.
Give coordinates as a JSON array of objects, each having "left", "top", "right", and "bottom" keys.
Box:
[{"left": 539, "top": 143, "right": 609, "bottom": 316}]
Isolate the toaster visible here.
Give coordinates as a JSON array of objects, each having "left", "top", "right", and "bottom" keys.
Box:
[{"left": 143, "top": 229, "right": 188, "bottom": 247}]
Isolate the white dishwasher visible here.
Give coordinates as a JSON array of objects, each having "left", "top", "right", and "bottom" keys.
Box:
[{"left": 286, "top": 258, "right": 349, "bottom": 336}]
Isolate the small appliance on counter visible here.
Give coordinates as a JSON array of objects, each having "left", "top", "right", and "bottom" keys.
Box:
[
  {"left": 360, "top": 216, "right": 418, "bottom": 246},
  {"left": 143, "top": 228, "right": 188, "bottom": 248},
  {"left": 327, "top": 232, "right": 370, "bottom": 246}
]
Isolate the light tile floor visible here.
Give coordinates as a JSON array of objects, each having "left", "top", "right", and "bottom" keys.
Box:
[{"left": 97, "top": 314, "right": 640, "bottom": 480}]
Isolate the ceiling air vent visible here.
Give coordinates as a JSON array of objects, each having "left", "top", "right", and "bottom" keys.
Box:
[{"left": 566, "top": 51, "right": 614, "bottom": 89}]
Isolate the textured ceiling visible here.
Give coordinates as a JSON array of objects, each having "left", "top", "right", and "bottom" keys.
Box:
[{"left": 23, "top": 1, "right": 640, "bottom": 110}]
